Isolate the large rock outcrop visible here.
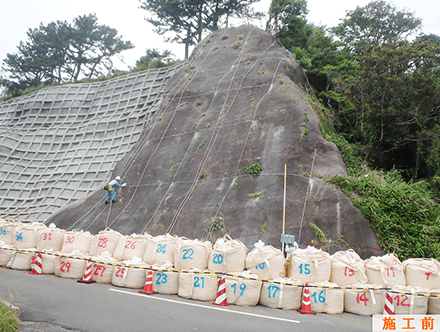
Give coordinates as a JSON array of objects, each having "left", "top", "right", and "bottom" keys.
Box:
[{"left": 0, "top": 26, "right": 381, "bottom": 257}]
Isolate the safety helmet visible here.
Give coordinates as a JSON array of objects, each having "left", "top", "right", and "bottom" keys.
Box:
[{"left": 116, "top": 176, "right": 121, "bottom": 181}]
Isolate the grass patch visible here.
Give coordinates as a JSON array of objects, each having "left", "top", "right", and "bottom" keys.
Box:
[
  {"left": 248, "top": 189, "right": 267, "bottom": 202},
  {"left": 0, "top": 300, "right": 19, "bottom": 332},
  {"left": 203, "top": 217, "right": 227, "bottom": 242}
]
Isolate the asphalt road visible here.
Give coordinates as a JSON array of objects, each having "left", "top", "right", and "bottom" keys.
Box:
[{"left": 0, "top": 267, "right": 372, "bottom": 332}]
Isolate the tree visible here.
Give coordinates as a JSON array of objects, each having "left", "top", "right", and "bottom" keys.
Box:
[
  {"left": 333, "top": 39, "right": 440, "bottom": 180},
  {"left": 140, "top": 0, "right": 262, "bottom": 59},
  {"left": 66, "top": 14, "right": 135, "bottom": 81},
  {"left": 266, "top": 0, "right": 308, "bottom": 36},
  {"left": 132, "top": 48, "right": 176, "bottom": 71},
  {"left": 2, "top": 14, "right": 134, "bottom": 91},
  {"left": 333, "top": 0, "right": 421, "bottom": 54}
]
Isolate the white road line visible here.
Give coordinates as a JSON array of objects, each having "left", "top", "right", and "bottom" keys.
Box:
[{"left": 110, "top": 288, "right": 300, "bottom": 324}]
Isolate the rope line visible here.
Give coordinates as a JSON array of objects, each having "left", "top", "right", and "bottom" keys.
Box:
[
  {"left": 212, "top": 56, "right": 291, "bottom": 220},
  {"left": 164, "top": 27, "right": 258, "bottom": 234},
  {"left": 107, "top": 29, "right": 230, "bottom": 230}
]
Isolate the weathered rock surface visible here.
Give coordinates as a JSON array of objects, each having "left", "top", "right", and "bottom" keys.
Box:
[{"left": 0, "top": 25, "right": 381, "bottom": 258}]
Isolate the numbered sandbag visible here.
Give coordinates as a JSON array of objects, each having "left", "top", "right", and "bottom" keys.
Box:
[
  {"left": 7, "top": 250, "right": 34, "bottom": 270},
  {"left": 61, "top": 230, "right": 94, "bottom": 254},
  {"left": 259, "top": 278, "right": 302, "bottom": 310},
  {"left": 37, "top": 223, "right": 64, "bottom": 251},
  {"left": 113, "top": 233, "right": 150, "bottom": 261},
  {"left": 13, "top": 222, "right": 47, "bottom": 249},
  {"left": 208, "top": 235, "right": 248, "bottom": 273},
  {"left": 90, "top": 252, "right": 119, "bottom": 284},
  {"left": 143, "top": 234, "right": 180, "bottom": 266},
  {"left": 0, "top": 220, "right": 20, "bottom": 245},
  {"left": 428, "top": 290, "right": 440, "bottom": 314},
  {"left": 225, "top": 272, "right": 262, "bottom": 306},
  {"left": 40, "top": 250, "right": 59, "bottom": 274},
  {"left": 153, "top": 261, "right": 179, "bottom": 295},
  {"left": 178, "top": 268, "right": 219, "bottom": 301},
  {"left": 344, "top": 283, "right": 386, "bottom": 316},
  {"left": 309, "top": 282, "right": 344, "bottom": 314},
  {"left": 404, "top": 258, "right": 440, "bottom": 290},
  {"left": 174, "top": 238, "right": 212, "bottom": 271},
  {"left": 55, "top": 251, "right": 88, "bottom": 279},
  {"left": 365, "top": 254, "right": 406, "bottom": 287},
  {"left": 330, "top": 249, "right": 368, "bottom": 287},
  {"left": 390, "top": 286, "right": 429, "bottom": 315},
  {"left": 111, "top": 257, "right": 147, "bottom": 289},
  {"left": 0, "top": 243, "right": 15, "bottom": 266},
  {"left": 287, "top": 246, "right": 331, "bottom": 283},
  {"left": 89, "top": 228, "right": 122, "bottom": 256},
  {"left": 246, "top": 240, "right": 286, "bottom": 280}
]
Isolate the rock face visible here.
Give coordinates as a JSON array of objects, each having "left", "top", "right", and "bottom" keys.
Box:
[{"left": 0, "top": 25, "right": 381, "bottom": 258}]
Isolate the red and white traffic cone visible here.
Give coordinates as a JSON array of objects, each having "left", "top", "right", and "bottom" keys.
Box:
[
  {"left": 29, "top": 252, "right": 44, "bottom": 275},
  {"left": 139, "top": 266, "right": 155, "bottom": 295},
  {"left": 77, "top": 258, "right": 96, "bottom": 284},
  {"left": 298, "top": 283, "right": 315, "bottom": 315},
  {"left": 212, "top": 274, "right": 229, "bottom": 306},
  {"left": 383, "top": 291, "right": 395, "bottom": 315}
]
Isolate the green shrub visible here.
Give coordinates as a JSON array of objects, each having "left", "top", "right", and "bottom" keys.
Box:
[
  {"left": 245, "top": 163, "right": 262, "bottom": 175},
  {"left": 329, "top": 168, "right": 440, "bottom": 261}
]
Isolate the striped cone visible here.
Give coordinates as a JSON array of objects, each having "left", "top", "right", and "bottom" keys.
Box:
[
  {"left": 29, "top": 252, "right": 44, "bottom": 275},
  {"left": 298, "top": 283, "right": 315, "bottom": 315},
  {"left": 383, "top": 291, "right": 395, "bottom": 315},
  {"left": 212, "top": 274, "right": 229, "bottom": 306},
  {"left": 139, "top": 266, "right": 155, "bottom": 295},
  {"left": 77, "top": 258, "right": 96, "bottom": 284}
]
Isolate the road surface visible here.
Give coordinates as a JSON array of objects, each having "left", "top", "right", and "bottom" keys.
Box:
[{"left": 0, "top": 267, "right": 372, "bottom": 332}]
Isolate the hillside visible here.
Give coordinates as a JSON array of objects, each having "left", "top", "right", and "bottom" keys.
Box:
[{"left": 0, "top": 25, "right": 382, "bottom": 258}]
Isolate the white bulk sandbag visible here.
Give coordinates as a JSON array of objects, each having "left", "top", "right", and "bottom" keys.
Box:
[
  {"left": 330, "top": 249, "right": 368, "bottom": 286},
  {"left": 428, "top": 290, "right": 440, "bottom": 314},
  {"left": 111, "top": 257, "right": 147, "bottom": 289},
  {"left": 208, "top": 235, "right": 248, "bottom": 273},
  {"left": 143, "top": 234, "right": 179, "bottom": 265},
  {"left": 287, "top": 246, "right": 331, "bottom": 283},
  {"left": 246, "top": 240, "right": 286, "bottom": 280},
  {"left": 40, "top": 250, "right": 59, "bottom": 274},
  {"left": 259, "top": 278, "right": 302, "bottom": 310},
  {"left": 178, "top": 268, "right": 219, "bottom": 301},
  {"left": 90, "top": 253, "right": 119, "bottom": 284},
  {"left": 390, "top": 286, "right": 429, "bottom": 315},
  {"left": 309, "top": 282, "right": 344, "bottom": 314},
  {"left": 174, "top": 239, "right": 212, "bottom": 270},
  {"left": 0, "top": 220, "right": 20, "bottom": 245},
  {"left": 37, "top": 224, "right": 64, "bottom": 251},
  {"left": 365, "top": 254, "right": 406, "bottom": 287},
  {"left": 404, "top": 258, "right": 440, "bottom": 290},
  {"left": 61, "top": 230, "right": 94, "bottom": 254},
  {"left": 56, "top": 252, "right": 88, "bottom": 279},
  {"left": 225, "top": 272, "right": 262, "bottom": 306},
  {"left": 89, "top": 228, "right": 123, "bottom": 256},
  {"left": 13, "top": 222, "right": 47, "bottom": 249},
  {"left": 114, "top": 233, "right": 150, "bottom": 261},
  {"left": 153, "top": 261, "right": 179, "bottom": 295},
  {"left": 7, "top": 250, "right": 34, "bottom": 270},
  {"left": 344, "top": 283, "right": 386, "bottom": 316},
  {"left": 0, "top": 244, "right": 15, "bottom": 266}
]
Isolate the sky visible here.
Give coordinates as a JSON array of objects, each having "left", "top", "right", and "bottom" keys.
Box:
[{"left": 1, "top": 0, "right": 440, "bottom": 76}]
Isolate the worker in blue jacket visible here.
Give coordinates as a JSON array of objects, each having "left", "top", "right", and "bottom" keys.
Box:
[{"left": 105, "top": 176, "right": 126, "bottom": 204}]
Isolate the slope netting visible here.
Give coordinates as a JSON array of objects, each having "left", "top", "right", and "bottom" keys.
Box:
[{"left": 0, "top": 64, "right": 184, "bottom": 222}]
